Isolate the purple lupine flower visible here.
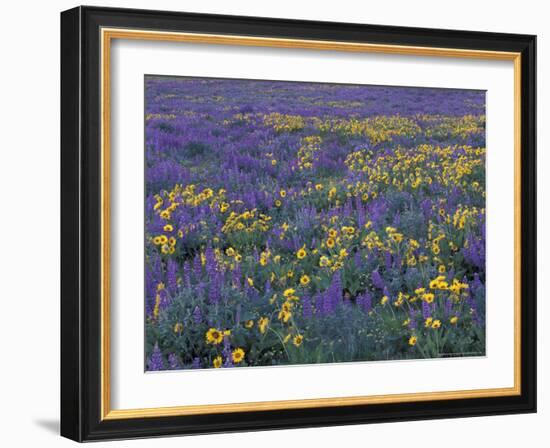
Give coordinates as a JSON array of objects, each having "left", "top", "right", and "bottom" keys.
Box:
[
  {"left": 193, "top": 254, "right": 202, "bottom": 280},
  {"left": 192, "top": 306, "right": 202, "bottom": 324},
  {"left": 421, "top": 198, "right": 432, "bottom": 221},
  {"left": 329, "top": 271, "right": 343, "bottom": 311},
  {"left": 208, "top": 272, "right": 223, "bottom": 304},
  {"left": 191, "top": 357, "right": 201, "bottom": 369},
  {"left": 409, "top": 308, "right": 417, "bottom": 330},
  {"left": 471, "top": 274, "right": 483, "bottom": 295},
  {"left": 182, "top": 261, "right": 191, "bottom": 287},
  {"left": 385, "top": 251, "right": 392, "bottom": 271},
  {"left": 322, "top": 290, "right": 333, "bottom": 315},
  {"left": 147, "top": 344, "right": 165, "bottom": 371},
  {"left": 465, "top": 283, "right": 481, "bottom": 327},
  {"left": 166, "top": 258, "right": 178, "bottom": 295},
  {"left": 357, "top": 291, "right": 372, "bottom": 313},
  {"left": 302, "top": 292, "right": 313, "bottom": 318},
  {"left": 444, "top": 297, "right": 452, "bottom": 317},
  {"left": 371, "top": 270, "right": 385, "bottom": 289},
  {"left": 204, "top": 246, "right": 217, "bottom": 276},
  {"left": 222, "top": 337, "right": 233, "bottom": 368},
  {"left": 314, "top": 293, "right": 324, "bottom": 316},
  {"left": 168, "top": 353, "right": 180, "bottom": 370},
  {"left": 264, "top": 279, "right": 272, "bottom": 295},
  {"left": 422, "top": 299, "right": 431, "bottom": 319}
]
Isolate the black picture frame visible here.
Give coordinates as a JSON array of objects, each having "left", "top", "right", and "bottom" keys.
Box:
[{"left": 61, "top": 5, "right": 536, "bottom": 442}]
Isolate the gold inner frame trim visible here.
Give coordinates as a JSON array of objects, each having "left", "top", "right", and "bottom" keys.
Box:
[{"left": 100, "top": 27, "right": 522, "bottom": 421}]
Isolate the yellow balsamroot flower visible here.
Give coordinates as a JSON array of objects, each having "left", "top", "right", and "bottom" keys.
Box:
[
  {"left": 381, "top": 295, "right": 389, "bottom": 305},
  {"left": 173, "top": 322, "right": 183, "bottom": 333},
  {"left": 283, "top": 288, "right": 296, "bottom": 298},
  {"left": 438, "top": 265, "right": 446, "bottom": 274},
  {"left": 153, "top": 236, "right": 162, "bottom": 245},
  {"left": 431, "top": 319, "right": 442, "bottom": 329},
  {"left": 213, "top": 356, "right": 223, "bottom": 368},
  {"left": 394, "top": 295, "right": 404, "bottom": 307},
  {"left": 293, "top": 334, "right": 304, "bottom": 347},
  {"left": 339, "top": 248, "right": 348, "bottom": 258},
  {"left": 296, "top": 246, "right": 307, "bottom": 259},
  {"left": 225, "top": 247, "right": 235, "bottom": 257},
  {"left": 247, "top": 277, "right": 254, "bottom": 287},
  {"left": 280, "top": 189, "right": 287, "bottom": 198},
  {"left": 345, "top": 226, "right": 355, "bottom": 235},
  {"left": 159, "top": 235, "right": 168, "bottom": 245},
  {"left": 223, "top": 330, "right": 231, "bottom": 337},
  {"left": 429, "top": 276, "right": 447, "bottom": 290},
  {"left": 245, "top": 320, "right": 254, "bottom": 329},
  {"left": 205, "top": 328, "right": 224, "bottom": 345},
  {"left": 424, "top": 317, "right": 434, "bottom": 328},
  {"left": 450, "top": 316, "right": 459, "bottom": 325},
  {"left": 422, "top": 293, "right": 435, "bottom": 304},
  {"left": 258, "top": 317, "right": 269, "bottom": 334},
  {"left": 235, "top": 254, "right": 242, "bottom": 262},
  {"left": 315, "top": 183, "right": 323, "bottom": 191},
  {"left": 283, "top": 333, "right": 292, "bottom": 344},
  {"left": 326, "top": 238, "right": 335, "bottom": 248},
  {"left": 271, "top": 159, "right": 277, "bottom": 166},
  {"left": 168, "top": 237, "right": 176, "bottom": 246},
  {"left": 408, "top": 335, "right": 417, "bottom": 346},
  {"left": 232, "top": 348, "right": 245, "bottom": 364},
  {"left": 278, "top": 310, "right": 292, "bottom": 323},
  {"left": 319, "top": 255, "right": 330, "bottom": 267},
  {"left": 275, "top": 199, "right": 282, "bottom": 207},
  {"left": 390, "top": 233, "right": 403, "bottom": 243},
  {"left": 402, "top": 318, "right": 410, "bottom": 327},
  {"left": 300, "top": 275, "right": 311, "bottom": 286},
  {"left": 163, "top": 224, "right": 173, "bottom": 232},
  {"left": 260, "top": 257, "right": 268, "bottom": 266},
  {"left": 328, "top": 228, "right": 338, "bottom": 238},
  {"left": 273, "top": 255, "right": 281, "bottom": 263},
  {"left": 415, "top": 287, "right": 426, "bottom": 295}
]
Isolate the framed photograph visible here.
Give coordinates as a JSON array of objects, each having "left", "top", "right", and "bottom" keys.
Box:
[{"left": 61, "top": 6, "right": 536, "bottom": 441}]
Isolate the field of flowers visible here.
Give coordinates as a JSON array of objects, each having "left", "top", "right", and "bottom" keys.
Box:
[{"left": 144, "top": 76, "right": 486, "bottom": 371}]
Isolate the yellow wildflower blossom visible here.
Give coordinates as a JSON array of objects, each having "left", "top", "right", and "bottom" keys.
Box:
[{"left": 232, "top": 348, "right": 245, "bottom": 363}]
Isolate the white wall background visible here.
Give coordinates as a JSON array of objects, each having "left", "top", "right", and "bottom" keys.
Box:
[{"left": 0, "top": 0, "right": 546, "bottom": 446}]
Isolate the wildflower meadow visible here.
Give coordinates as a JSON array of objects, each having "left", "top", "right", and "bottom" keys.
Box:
[{"left": 145, "top": 76, "right": 486, "bottom": 371}]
